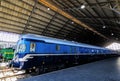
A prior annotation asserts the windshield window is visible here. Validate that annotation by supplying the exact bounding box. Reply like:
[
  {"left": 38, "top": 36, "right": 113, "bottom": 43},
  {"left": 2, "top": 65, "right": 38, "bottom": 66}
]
[{"left": 16, "top": 44, "right": 26, "bottom": 53}]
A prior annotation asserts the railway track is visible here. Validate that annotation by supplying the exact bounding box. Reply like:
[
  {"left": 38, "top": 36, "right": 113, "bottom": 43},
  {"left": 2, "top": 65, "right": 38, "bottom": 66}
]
[
  {"left": 0, "top": 62, "right": 30, "bottom": 81},
  {"left": 0, "top": 68, "right": 30, "bottom": 81}
]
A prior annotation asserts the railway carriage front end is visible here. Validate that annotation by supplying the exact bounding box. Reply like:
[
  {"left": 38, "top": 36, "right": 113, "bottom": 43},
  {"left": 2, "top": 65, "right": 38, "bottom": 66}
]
[
  {"left": 11, "top": 37, "right": 57, "bottom": 69},
  {"left": 11, "top": 38, "right": 41, "bottom": 69},
  {"left": 10, "top": 34, "right": 117, "bottom": 70}
]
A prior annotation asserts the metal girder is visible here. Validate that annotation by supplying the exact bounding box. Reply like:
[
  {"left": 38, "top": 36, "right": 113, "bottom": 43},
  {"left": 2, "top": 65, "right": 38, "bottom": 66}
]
[
  {"left": 1, "top": 1, "right": 79, "bottom": 34},
  {"left": 65, "top": 24, "right": 79, "bottom": 38},
  {"left": 42, "top": 12, "right": 57, "bottom": 35},
  {"left": 107, "top": 0, "right": 119, "bottom": 28},
  {"left": 115, "top": 0, "right": 120, "bottom": 11},
  {"left": 1, "top": 0, "right": 66, "bottom": 25},
  {"left": 95, "top": 0, "right": 110, "bottom": 27},
  {"left": 38, "top": 0, "right": 109, "bottom": 39},
  {"left": 85, "top": 0, "right": 106, "bottom": 26},
  {"left": 0, "top": 0, "right": 1, "bottom": 5},
  {"left": 65, "top": 0, "right": 99, "bottom": 26},
  {"left": 54, "top": 19, "right": 70, "bottom": 37},
  {"left": 22, "top": 0, "right": 38, "bottom": 34},
  {"left": 0, "top": 12, "right": 72, "bottom": 34}
]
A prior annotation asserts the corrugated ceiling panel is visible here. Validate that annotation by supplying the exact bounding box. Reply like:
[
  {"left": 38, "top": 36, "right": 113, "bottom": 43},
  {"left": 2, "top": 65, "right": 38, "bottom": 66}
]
[
  {"left": 28, "top": 22, "right": 45, "bottom": 29},
  {"left": 36, "top": 3, "right": 55, "bottom": 15},
  {"left": 0, "top": 18, "right": 25, "bottom": 27},
  {"left": 0, "top": 22, "right": 23, "bottom": 30},
  {"left": 1, "top": 7, "right": 29, "bottom": 20},
  {"left": 2, "top": 1, "right": 31, "bottom": 16},
  {"left": 0, "top": 13, "right": 27, "bottom": 24},
  {"left": 0, "top": 28, "right": 21, "bottom": 34},
  {"left": 32, "top": 14, "right": 50, "bottom": 23},
  {"left": 30, "top": 18, "right": 48, "bottom": 26},
  {"left": 50, "top": 21, "right": 63, "bottom": 27}
]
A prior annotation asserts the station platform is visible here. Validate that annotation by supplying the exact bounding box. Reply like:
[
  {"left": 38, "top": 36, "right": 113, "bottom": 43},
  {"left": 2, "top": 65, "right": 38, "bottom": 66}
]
[{"left": 20, "top": 57, "right": 120, "bottom": 81}]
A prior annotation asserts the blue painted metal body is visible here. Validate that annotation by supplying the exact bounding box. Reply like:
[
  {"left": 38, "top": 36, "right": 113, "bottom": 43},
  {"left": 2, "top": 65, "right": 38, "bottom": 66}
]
[{"left": 11, "top": 34, "right": 116, "bottom": 69}]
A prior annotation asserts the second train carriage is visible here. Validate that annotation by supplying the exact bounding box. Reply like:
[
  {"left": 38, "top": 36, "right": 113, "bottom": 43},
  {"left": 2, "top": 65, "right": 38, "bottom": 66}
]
[
  {"left": 10, "top": 34, "right": 117, "bottom": 70},
  {"left": 0, "top": 48, "right": 14, "bottom": 61}
]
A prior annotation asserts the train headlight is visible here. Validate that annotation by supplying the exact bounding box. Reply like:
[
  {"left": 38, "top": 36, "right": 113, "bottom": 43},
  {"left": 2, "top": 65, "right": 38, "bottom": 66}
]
[{"left": 19, "top": 44, "right": 26, "bottom": 52}]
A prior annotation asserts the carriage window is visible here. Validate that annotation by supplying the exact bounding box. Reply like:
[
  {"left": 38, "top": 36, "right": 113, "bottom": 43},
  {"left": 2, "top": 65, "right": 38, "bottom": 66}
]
[
  {"left": 18, "top": 44, "right": 26, "bottom": 52},
  {"left": 71, "top": 47, "right": 77, "bottom": 52},
  {"left": 74, "top": 47, "right": 77, "bottom": 52},
  {"left": 56, "top": 45, "right": 60, "bottom": 51},
  {"left": 70, "top": 47, "right": 72, "bottom": 52},
  {"left": 30, "top": 42, "right": 36, "bottom": 52}
]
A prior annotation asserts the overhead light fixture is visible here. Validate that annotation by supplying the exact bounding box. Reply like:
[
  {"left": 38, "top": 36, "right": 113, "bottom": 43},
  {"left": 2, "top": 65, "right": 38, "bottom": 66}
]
[
  {"left": 47, "top": 8, "right": 50, "bottom": 10},
  {"left": 103, "top": 26, "right": 106, "bottom": 28},
  {"left": 116, "top": 38, "right": 118, "bottom": 40},
  {"left": 71, "top": 22, "right": 74, "bottom": 24},
  {"left": 81, "top": 4, "right": 85, "bottom": 9},
  {"left": 111, "top": 33, "right": 114, "bottom": 36},
  {"left": 29, "top": 26, "right": 32, "bottom": 28}
]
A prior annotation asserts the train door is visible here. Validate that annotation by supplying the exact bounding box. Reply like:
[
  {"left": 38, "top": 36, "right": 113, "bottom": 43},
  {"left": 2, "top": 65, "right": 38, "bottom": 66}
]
[{"left": 71, "top": 46, "right": 77, "bottom": 53}]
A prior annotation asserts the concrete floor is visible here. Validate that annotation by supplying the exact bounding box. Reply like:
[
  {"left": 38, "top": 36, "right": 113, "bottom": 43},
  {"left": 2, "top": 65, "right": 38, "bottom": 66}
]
[{"left": 19, "top": 57, "right": 120, "bottom": 81}]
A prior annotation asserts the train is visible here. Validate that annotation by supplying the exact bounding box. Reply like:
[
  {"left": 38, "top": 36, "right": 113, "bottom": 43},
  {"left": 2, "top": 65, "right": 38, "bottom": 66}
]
[
  {"left": 10, "top": 34, "right": 117, "bottom": 73},
  {"left": 0, "top": 48, "right": 14, "bottom": 61}
]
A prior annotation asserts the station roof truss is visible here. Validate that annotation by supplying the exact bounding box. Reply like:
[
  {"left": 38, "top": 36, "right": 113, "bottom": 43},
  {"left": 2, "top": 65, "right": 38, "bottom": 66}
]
[{"left": 0, "top": 0, "right": 120, "bottom": 46}]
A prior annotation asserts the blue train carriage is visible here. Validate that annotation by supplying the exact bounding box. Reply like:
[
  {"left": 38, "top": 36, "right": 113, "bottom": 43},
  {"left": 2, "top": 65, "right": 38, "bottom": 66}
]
[{"left": 10, "top": 34, "right": 117, "bottom": 72}]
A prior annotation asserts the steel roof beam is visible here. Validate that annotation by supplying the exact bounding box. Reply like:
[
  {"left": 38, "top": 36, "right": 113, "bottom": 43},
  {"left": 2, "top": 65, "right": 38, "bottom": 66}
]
[
  {"left": 78, "top": 17, "right": 120, "bottom": 26},
  {"left": 82, "top": 21, "right": 120, "bottom": 28},
  {"left": 107, "top": 0, "right": 119, "bottom": 28},
  {"left": 54, "top": 0, "right": 84, "bottom": 17},
  {"left": 22, "top": 0, "right": 38, "bottom": 34},
  {"left": 7, "top": 0, "right": 67, "bottom": 25},
  {"left": 95, "top": 0, "right": 111, "bottom": 27},
  {"left": 42, "top": 12, "right": 58, "bottom": 35},
  {"left": 65, "top": 24, "right": 80, "bottom": 38},
  {"left": 75, "top": 0, "right": 104, "bottom": 24},
  {"left": 38, "top": 0, "right": 109, "bottom": 39},
  {"left": 66, "top": 0, "right": 98, "bottom": 24},
  {"left": 0, "top": 12, "right": 81, "bottom": 34},
  {"left": 86, "top": 1, "right": 115, "bottom": 7},
  {"left": 85, "top": 0, "right": 106, "bottom": 26},
  {"left": 62, "top": 0, "right": 86, "bottom": 17},
  {"left": 1, "top": 1, "right": 75, "bottom": 30},
  {"left": 54, "top": 20, "right": 70, "bottom": 37}
]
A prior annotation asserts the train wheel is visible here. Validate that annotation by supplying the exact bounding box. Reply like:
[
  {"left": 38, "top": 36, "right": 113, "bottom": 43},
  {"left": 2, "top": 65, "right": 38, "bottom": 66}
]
[
  {"left": 34, "top": 66, "right": 46, "bottom": 74},
  {"left": 41, "top": 65, "right": 46, "bottom": 73},
  {"left": 35, "top": 67, "right": 40, "bottom": 75},
  {"left": 57, "top": 64, "right": 65, "bottom": 70},
  {"left": 25, "top": 69, "right": 30, "bottom": 74}
]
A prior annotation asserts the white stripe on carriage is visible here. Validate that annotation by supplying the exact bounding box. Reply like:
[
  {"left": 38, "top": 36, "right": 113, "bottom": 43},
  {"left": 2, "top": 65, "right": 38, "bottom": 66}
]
[{"left": 18, "top": 53, "right": 111, "bottom": 62}]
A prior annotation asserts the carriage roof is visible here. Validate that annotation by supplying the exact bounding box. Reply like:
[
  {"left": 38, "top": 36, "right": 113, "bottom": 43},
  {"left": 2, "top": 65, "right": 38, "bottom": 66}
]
[{"left": 20, "top": 34, "right": 108, "bottom": 50}]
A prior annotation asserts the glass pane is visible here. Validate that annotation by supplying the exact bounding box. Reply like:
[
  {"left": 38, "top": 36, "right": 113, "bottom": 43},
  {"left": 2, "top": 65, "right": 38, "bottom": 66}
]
[{"left": 30, "top": 43, "right": 36, "bottom": 52}]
